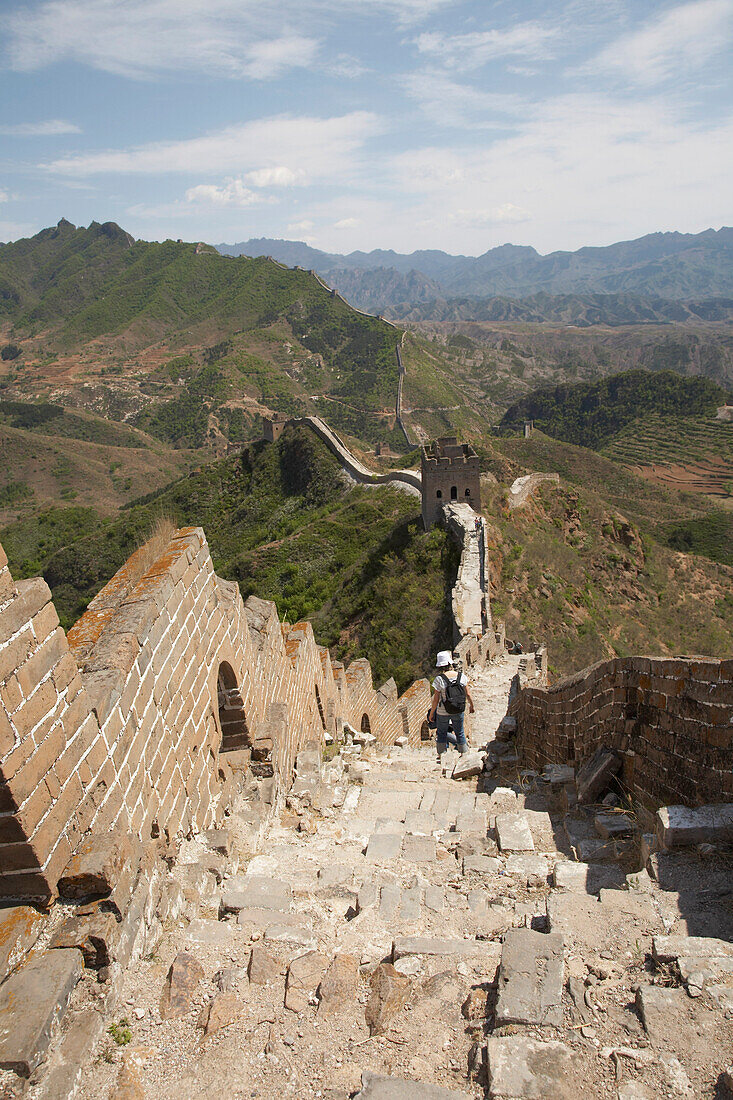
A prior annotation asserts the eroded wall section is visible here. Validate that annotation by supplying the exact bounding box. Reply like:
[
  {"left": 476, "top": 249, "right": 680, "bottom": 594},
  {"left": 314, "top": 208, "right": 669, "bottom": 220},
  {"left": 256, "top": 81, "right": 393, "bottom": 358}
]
[
  {"left": 512, "top": 655, "right": 733, "bottom": 808},
  {"left": 0, "top": 528, "right": 431, "bottom": 901}
]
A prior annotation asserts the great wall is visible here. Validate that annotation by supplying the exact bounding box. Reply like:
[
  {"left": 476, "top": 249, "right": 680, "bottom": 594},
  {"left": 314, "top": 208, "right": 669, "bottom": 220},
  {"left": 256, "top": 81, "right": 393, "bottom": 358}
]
[{"left": 0, "top": 423, "right": 731, "bottom": 1100}]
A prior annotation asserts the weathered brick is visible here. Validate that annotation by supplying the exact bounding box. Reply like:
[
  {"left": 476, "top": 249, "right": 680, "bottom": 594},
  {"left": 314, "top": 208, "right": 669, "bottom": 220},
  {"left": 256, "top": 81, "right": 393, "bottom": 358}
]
[
  {"left": 31, "top": 603, "right": 59, "bottom": 646},
  {"left": 16, "top": 631, "right": 67, "bottom": 697},
  {"left": 51, "top": 652, "right": 79, "bottom": 694},
  {"left": 55, "top": 714, "right": 98, "bottom": 787},
  {"left": 0, "top": 675, "right": 22, "bottom": 714},
  {"left": 0, "top": 628, "right": 34, "bottom": 685},
  {"left": 0, "top": 579, "right": 50, "bottom": 645},
  {"left": 11, "top": 679, "right": 58, "bottom": 740}
]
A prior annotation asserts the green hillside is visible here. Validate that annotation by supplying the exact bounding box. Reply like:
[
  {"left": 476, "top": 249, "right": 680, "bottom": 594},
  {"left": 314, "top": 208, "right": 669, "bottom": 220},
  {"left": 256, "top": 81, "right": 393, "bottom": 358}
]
[
  {"left": 0, "top": 425, "right": 453, "bottom": 692},
  {"left": 0, "top": 220, "right": 405, "bottom": 450},
  {"left": 499, "top": 369, "right": 730, "bottom": 449}
]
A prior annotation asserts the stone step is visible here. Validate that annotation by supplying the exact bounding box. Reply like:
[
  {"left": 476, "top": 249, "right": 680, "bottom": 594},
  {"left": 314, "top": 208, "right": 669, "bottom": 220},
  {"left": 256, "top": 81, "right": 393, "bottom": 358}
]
[
  {"left": 0, "top": 949, "right": 83, "bottom": 1076},
  {"left": 495, "top": 813, "right": 535, "bottom": 853},
  {"left": 220, "top": 874, "right": 292, "bottom": 914},
  {"left": 552, "top": 860, "right": 626, "bottom": 893},
  {"left": 495, "top": 928, "right": 564, "bottom": 1028},
  {"left": 393, "top": 936, "right": 479, "bottom": 960},
  {"left": 487, "top": 1036, "right": 573, "bottom": 1100}
]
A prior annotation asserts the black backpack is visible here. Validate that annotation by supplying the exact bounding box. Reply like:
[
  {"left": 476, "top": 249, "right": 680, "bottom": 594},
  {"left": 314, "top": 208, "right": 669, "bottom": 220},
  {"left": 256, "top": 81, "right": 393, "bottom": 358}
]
[{"left": 442, "top": 673, "right": 466, "bottom": 714}]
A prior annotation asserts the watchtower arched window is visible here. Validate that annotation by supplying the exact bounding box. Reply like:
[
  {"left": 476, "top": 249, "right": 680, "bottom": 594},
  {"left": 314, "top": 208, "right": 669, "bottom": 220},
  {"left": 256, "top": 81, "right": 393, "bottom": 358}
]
[
  {"left": 450, "top": 485, "right": 458, "bottom": 501},
  {"left": 436, "top": 489, "right": 442, "bottom": 499},
  {"left": 465, "top": 488, "right": 471, "bottom": 497},
  {"left": 361, "top": 713, "right": 371, "bottom": 734}
]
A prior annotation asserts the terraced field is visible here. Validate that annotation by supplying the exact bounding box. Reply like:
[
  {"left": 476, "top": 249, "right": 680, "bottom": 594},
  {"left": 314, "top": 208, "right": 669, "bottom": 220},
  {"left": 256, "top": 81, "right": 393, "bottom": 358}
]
[{"left": 602, "top": 413, "right": 733, "bottom": 497}]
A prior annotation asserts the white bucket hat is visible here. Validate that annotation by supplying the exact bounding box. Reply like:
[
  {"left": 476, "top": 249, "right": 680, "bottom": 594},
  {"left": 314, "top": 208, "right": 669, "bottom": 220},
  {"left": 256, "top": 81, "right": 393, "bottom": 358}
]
[{"left": 436, "top": 650, "right": 453, "bottom": 668}]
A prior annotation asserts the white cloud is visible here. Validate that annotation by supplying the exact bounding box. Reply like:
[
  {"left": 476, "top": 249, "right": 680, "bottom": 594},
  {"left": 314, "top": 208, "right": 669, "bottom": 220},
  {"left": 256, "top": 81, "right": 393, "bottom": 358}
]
[
  {"left": 388, "top": 91, "right": 733, "bottom": 251},
  {"left": 42, "top": 112, "right": 382, "bottom": 178},
  {"left": 402, "top": 71, "right": 525, "bottom": 128},
  {"left": 185, "top": 179, "right": 271, "bottom": 207},
  {"left": 334, "top": 217, "right": 359, "bottom": 228},
  {"left": 288, "top": 219, "right": 315, "bottom": 231},
  {"left": 584, "top": 0, "right": 733, "bottom": 85},
  {"left": 245, "top": 166, "right": 307, "bottom": 187},
  {"left": 3, "top": 1, "right": 318, "bottom": 80},
  {"left": 0, "top": 118, "right": 81, "bottom": 136},
  {"left": 414, "top": 21, "right": 558, "bottom": 69},
  {"left": 0, "top": 190, "right": 8, "bottom": 203},
  {"left": 2, "top": 0, "right": 447, "bottom": 79}
]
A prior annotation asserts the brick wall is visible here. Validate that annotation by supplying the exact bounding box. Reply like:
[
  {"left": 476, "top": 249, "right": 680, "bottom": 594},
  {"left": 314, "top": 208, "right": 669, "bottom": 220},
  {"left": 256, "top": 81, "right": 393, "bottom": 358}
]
[
  {"left": 512, "top": 655, "right": 733, "bottom": 808},
  {"left": 0, "top": 546, "right": 105, "bottom": 901},
  {"left": 0, "top": 528, "right": 434, "bottom": 901}
]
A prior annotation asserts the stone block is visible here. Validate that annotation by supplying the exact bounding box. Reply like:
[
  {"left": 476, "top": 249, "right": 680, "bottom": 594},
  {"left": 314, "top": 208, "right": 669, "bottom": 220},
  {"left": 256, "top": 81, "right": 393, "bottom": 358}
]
[
  {"left": 220, "top": 874, "right": 292, "bottom": 913},
  {"left": 636, "top": 985, "right": 688, "bottom": 1042},
  {"left": 366, "top": 834, "right": 403, "bottom": 861},
  {"left": 552, "top": 861, "right": 625, "bottom": 894},
  {"left": 184, "top": 918, "right": 238, "bottom": 948},
  {"left": 495, "top": 929, "right": 564, "bottom": 1028},
  {"left": 0, "top": 906, "right": 46, "bottom": 983},
  {"left": 463, "top": 855, "right": 502, "bottom": 875},
  {"left": 487, "top": 1036, "right": 573, "bottom": 1099},
  {"left": 402, "top": 834, "right": 437, "bottom": 862},
  {"left": 354, "top": 1071, "right": 470, "bottom": 1099},
  {"left": 160, "top": 951, "right": 205, "bottom": 1020},
  {"left": 202, "top": 828, "right": 231, "bottom": 856},
  {"left": 247, "top": 944, "right": 281, "bottom": 985},
  {"left": 656, "top": 803, "right": 733, "bottom": 849},
  {"left": 495, "top": 814, "right": 535, "bottom": 853},
  {"left": 264, "top": 922, "right": 316, "bottom": 949},
  {"left": 393, "top": 936, "right": 478, "bottom": 960},
  {"left": 652, "top": 935, "right": 733, "bottom": 964},
  {"left": 50, "top": 910, "right": 120, "bottom": 968},
  {"left": 58, "top": 833, "right": 138, "bottom": 901},
  {"left": 594, "top": 812, "right": 634, "bottom": 839},
  {"left": 285, "top": 950, "right": 329, "bottom": 1013},
  {"left": 365, "top": 962, "right": 411, "bottom": 1035},
  {"left": 0, "top": 949, "right": 83, "bottom": 1076},
  {"left": 404, "top": 810, "right": 435, "bottom": 834},
  {"left": 455, "top": 811, "right": 487, "bottom": 835},
  {"left": 504, "top": 854, "right": 550, "bottom": 884},
  {"left": 452, "top": 752, "right": 485, "bottom": 781},
  {"left": 576, "top": 747, "right": 622, "bottom": 804},
  {"left": 317, "top": 953, "right": 359, "bottom": 1016}
]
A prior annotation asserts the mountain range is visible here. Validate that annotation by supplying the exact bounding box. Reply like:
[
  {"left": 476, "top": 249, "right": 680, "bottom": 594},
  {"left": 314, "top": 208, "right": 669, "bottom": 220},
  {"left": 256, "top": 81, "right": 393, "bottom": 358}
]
[{"left": 218, "top": 227, "right": 733, "bottom": 318}]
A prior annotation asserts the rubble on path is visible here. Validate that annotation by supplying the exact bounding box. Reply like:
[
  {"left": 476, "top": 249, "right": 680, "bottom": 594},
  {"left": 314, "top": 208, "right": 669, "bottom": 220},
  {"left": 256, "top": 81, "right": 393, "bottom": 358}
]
[{"left": 4, "top": 653, "right": 731, "bottom": 1100}]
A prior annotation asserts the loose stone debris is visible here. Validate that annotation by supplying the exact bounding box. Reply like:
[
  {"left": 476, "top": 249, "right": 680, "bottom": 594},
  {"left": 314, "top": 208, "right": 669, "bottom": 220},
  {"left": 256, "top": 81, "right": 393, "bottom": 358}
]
[{"left": 1, "top": 653, "right": 732, "bottom": 1100}]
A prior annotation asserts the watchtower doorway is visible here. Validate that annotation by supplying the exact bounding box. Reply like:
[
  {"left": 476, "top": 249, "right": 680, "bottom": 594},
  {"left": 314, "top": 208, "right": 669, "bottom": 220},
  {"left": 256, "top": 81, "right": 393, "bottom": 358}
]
[{"left": 217, "top": 662, "right": 249, "bottom": 753}]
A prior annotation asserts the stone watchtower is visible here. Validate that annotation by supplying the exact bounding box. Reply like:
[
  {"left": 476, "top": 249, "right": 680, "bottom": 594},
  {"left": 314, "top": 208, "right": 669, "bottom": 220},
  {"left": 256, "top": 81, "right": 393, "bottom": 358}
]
[
  {"left": 421, "top": 436, "right": 481, "bottom": 530},
  {"left": 262, "top": 414, "right": 290, "bottom": 442}
]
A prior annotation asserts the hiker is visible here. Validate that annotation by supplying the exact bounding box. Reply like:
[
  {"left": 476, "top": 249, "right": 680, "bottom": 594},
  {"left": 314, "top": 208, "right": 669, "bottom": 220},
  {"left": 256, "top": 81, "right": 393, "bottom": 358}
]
[{"left": 428, "top": 650, "right": 475, "bottom": 758}]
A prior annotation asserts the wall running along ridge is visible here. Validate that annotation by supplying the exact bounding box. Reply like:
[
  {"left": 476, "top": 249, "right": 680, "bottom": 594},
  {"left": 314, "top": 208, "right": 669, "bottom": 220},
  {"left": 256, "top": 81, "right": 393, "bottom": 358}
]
[
  {"left": 512, "top": 655, "right": 733, "bottom": 809},
  {"left": 0, "top": 528, "right": 433, "bottom": 902}
]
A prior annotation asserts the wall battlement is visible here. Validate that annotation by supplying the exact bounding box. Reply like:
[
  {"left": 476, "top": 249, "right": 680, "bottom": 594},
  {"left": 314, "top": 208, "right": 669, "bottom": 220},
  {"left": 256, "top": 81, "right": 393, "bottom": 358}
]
[{"left": 0, "top": 529, "right": 432, "bottom": 902}]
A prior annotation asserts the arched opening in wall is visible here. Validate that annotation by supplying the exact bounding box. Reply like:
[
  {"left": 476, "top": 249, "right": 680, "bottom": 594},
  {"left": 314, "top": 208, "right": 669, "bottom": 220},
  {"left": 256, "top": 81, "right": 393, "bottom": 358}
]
[
  {"left": 465, "top": 654, "right": 472, "bottom": 667},
  {"left": 450, "top": 485, "right": 457, "bottom": 501},
  {"left": 360, "top": 713, "right": 371, "bottom": 735},
  {"left": 315, "top": 684, "right": 326, "bottom": 730},
  {"left": 420, "top": 721, "right": 431, "bottom": 741},
  {"left": 436, "top": 489, "right": 442, "bottom": 499},
  {"left": 217, "top": 662, "right": 250, "bottom": 753},
  {"left": 465, "top": 488, "right": 471, "bottom": 497}
]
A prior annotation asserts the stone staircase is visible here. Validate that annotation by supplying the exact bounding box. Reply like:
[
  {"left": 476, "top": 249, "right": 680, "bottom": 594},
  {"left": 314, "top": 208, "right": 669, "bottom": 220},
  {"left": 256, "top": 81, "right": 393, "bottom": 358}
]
[{"left": 1, "top": 657, "right": 732, "bottom": 1099}]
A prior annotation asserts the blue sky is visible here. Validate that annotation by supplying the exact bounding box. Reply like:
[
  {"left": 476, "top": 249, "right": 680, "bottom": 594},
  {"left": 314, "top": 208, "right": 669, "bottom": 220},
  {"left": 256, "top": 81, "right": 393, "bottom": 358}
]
[{"left": 0, "top": 0, "right": 731, "bottom": 255}]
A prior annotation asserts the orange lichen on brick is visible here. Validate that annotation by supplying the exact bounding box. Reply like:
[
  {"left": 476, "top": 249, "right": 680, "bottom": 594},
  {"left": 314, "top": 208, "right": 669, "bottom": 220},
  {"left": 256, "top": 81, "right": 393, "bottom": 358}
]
[{"left": 67, "top": 608, "right": 116, "bottom": 659}]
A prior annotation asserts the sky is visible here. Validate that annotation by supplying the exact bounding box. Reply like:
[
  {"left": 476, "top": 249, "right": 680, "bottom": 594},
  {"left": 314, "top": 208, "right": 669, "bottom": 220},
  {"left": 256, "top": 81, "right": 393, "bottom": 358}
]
[{"left": 0, "top": 0, "right": 731, "bottom": 256}]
